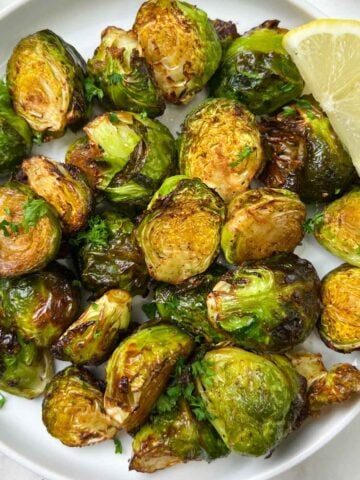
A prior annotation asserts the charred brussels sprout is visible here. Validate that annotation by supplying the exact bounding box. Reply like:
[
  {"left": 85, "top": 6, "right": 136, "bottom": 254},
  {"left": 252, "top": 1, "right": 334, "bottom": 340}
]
[
  {"left": 88, "top": 27, "right": 165, "bottom": 117},
  {"left": 52, "top": 289, "right": 131, "bottom": 365},
  {"left": 196, "top": 347, "right": 306, "bottom": 456},
  {"left": 314, "top": 189, "right": 360, "bottom": 266},
  {"left": 130, "top": 399, "right": 228, "bottom": 473},
  {"left": 0, "top": 81, "right": 32, "bottom": 176},
  {"left": 42, "top": 366, "right": 118, "bottom": 447},
  {"left": 0, "top": 182, "right": 61, "bottom": 277},
  {"left": 20, "top": 156, "right": 93, "bottom": 234},
  {"left": 155, "top": 267, "right": 229, "bottom": 343},
  {"left": 7, "top": 30, "right": 88, "bottom": 141},
  {"left": 136, "top": 176, "right": 225, "bottom": 284},
  {"left": 66, "top": 111, "right": 175, "bottom": 208},
  {"left": 210, "top": 20, "right": 304, "bottom": 115},
  {"left": 319, "top": 264, "right": 360, "bottom": 352},
  {"left": 212, "top": 19, "right": 239, "bottom": 51},
  {"left": 288, "top": 352, "right": 360, "bottom": 416},
  {"left": 133, "top": 0, "right": 221, "bottom": 104},
  {"left": 74, "top": 212, "right": 149, "bottom": 295},
  {"left": 104, "top": 324, "right": 194, "bottom": 430},
  {"left": 207, "top": 253, "right": 321, "bottom": 352},
  {"left": 178, "top": 98, "right": 264, "bottom": 202},
  {"left": 260, "top": 96, "right": 356, "bottom": 203},
  {"left": 0, "top": 267, "right": 79, "bottom": 347},
  {"left": 0, "top": 326, "right": 53, "bottom": 399},
  {"left": 221, "top": 188, "right": 306, "bottom": 264}
]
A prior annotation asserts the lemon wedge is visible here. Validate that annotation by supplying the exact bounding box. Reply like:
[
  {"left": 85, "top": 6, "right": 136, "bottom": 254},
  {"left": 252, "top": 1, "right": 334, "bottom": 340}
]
[{"left": 283, "top": 19, "right": 360, "bottom": 175}]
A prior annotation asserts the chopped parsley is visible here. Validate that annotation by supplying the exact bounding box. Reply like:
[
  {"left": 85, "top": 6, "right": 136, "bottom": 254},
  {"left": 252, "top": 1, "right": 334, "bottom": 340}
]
[
  {"left": 230, "top": 145, "right": 255, "bottom": 169},
  {"left": 282, "top": 105, "right": 297, "bottom": 117},
  {"left": 70, "top": 216, "right": 110, "bottom": 248},
  {"left": 84, "top": 77, "right": 104, "bottom": 102},
  {"left": 108, "top": 73, "right": 123, "bottom": 85},
  {"left": 280, "top": 83, "right": 294, "bottom": 93},
  {"left": 33, "top": 132, "right": 43, "bottom": 145},
  {"left": 304, "top": 212, "right": 324, "bottom": 234},
  {"left": 295, "top": 98, "right": 313, "bottom": 109},
  {"left": 306, "top": 111, "right": 316, "bottom": 120},
  {"left": 139, "top": 111, "right": 148, "bottom": 120},
  {"left": 22, "top": 199, "right": 51, "bottom": 233},
  {"left": 94, "top": 330, "right": 102, "bottom": 339},
  {"left": 334, "top": 188, "right": 341, "bottom": 195},
  {"left": 91, "top": 302, "right": 100, "bottom": 311},
  {"left": 114, "top": 438, "right": 123, "bottom": 454},
  {"left": 0, "top": 393, "right": 5, "bottom": 409},
  {"left": 108, "top": 112, "right": 120, "bottom": 124}
]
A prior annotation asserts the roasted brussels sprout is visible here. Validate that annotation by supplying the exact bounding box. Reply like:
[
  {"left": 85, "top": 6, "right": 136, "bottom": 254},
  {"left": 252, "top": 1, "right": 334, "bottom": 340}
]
[
  {"left": 221, "top": 188, "right": 306, "bottom": 264},
  {"left": 104, "top": 324, "right": 194, "bottom": 430},
  {"left": 136, "top": 176, "right": 225, "bottom": 284},
  {"left": 133, "top": 0, "right": 221, "bottom": 104},
  {"left": 212, "top": 19, "right": 239, "bottom": 51},
  {"left": 130, "top": 399, "right": 228, "bottom": 473},
  {"left": 0, "top": 81, "right": 32, "bottom": 176},
  {"left": 7, "top": 30, "right": 88, "bottom": 141},
  {"left": 74, "top": 212, "right": 149, "bottom": 295},
  {"left": 155, "top": 267, "right": 229, "bottom": 343},
  {"left": 0, "top": 326, "right": 53, "bottom": 399},
  {"left": 210, "top": 20, "right": 304, "bottom": 115},
  {"left": 88, "top": 27, "right": 165, "bottom": 117},
  {"left": 0, "top": 182, "right": 61, "bottom": 277},
  {"left": 207, "top": 253, "right": 321, "bottom": 352},
  {"left": 0, "top": 267, "right": 79, "bottom": 348},
  {"left": 20, "top": 156, "right": 93, "bottom": 234},
  {"left": 52, "top": 289, "right": 131, "bottom": 365},
  {"left": 260, "top": 96, "right": 356, "bottom": 203},
  {"left": 318, "top": 264, "right": 360, "bottom": 352},
  {"left": 288, "top": 352, "right": 360, "bottom": 416},
  {"left": 314, "top": 189, "right": 360, "bottom": 266},
  {"left": 42, "top": 366, "right": 118, "bottom": 447},
  {"left": 196, "top": 347, "right": 306, "bottom": 456},
  {"left": 66, "top": 111, "right": 175, "bottom": 208},
  {"left": 178, "top": 98, "right": 264, "bottom": 202}
]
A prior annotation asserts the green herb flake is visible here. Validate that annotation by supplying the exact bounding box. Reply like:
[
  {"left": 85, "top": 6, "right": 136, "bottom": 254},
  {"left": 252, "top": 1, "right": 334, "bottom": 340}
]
[
  {"left": 114, "top": 437, "right": 123, "bottom": 454},
  {"left": 296, "top": 98, "right": 312, "bottom": 109},
  {"left": 94, "top": 330, "right": 102, "bottom": 339},
  {"left": 33, "top": 132, "right": 43, "bottom": 145},
  {"left": 22, "top": 199, "right": 51, "bottom": 233},
  {"left": 334, "top": 188, "right": 341, "bottom": 195},
  {"left": 306, "top": 111, "right": 316, "bottom": 120},
  {"left": 139, "top": 111, "right": 148, "bottom": 120},
  {"left": 0, "top": 393, "right": 6, "bottom": 409},
  {"left": 108, "top": 73, "right": 123, "bottom": 85},
  {"left": 0, "top": 220, "right": 10, "bottom": 237},
  {"left": 109, "top": 112, "right": 120, "bottom": 124},
  {"left": 230, "top": 145, "right": 255, "bottom": 169},
  {"left": 70, "top": 216, "right": 110, "bottom": 248},
  {"left": 282, "top": 106, "right": 297, "bottom": 117},
  {"left": 84, "top": 77, "right": 104, "bottom": 102},
  {"left": 91, "top": 302, "right": 100, "bottom": 311},
  {"left": 304, "top": 212, "right": 324, "bottom": 234},
  {"left": 280, "top": 83, "right": 293, "bottom": 93}
]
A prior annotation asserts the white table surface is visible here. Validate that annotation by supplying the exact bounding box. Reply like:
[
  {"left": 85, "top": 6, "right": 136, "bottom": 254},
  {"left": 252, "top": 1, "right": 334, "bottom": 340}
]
[{"left": 0, "top": 0, "right": 360, "bottom": 479}]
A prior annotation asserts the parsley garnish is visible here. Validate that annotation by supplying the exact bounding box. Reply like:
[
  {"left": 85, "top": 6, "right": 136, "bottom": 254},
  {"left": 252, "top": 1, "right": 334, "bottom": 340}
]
[
  {"left": 84, "top": 77, "right": 104, "bottom": 102},
  {"left": 70, "top": 216, "right": 110, "bottom": 248},
  {"left": 114, "top": 438, "right": 123, "bottom": 454},
  {"left": 306, "top": 111, "right": 316, "bottom": 120},
  {"left": 22, "top": 199, "right": 51, "bottom": 232},
  {"left": 0, "top": 393, "right": 5, "bottom": 409},
  {"left": 304, "top": 212, "right": 324, "bottom": 234},
  {"left": 282, "top": 106, "right": 297, "bottom": 117},
  {"left": 108, "top": 112, "right": 120, "bottom": 124},
  {"left": 108, "top": 73, "right": 123, "bottom": 85},
  {"left": 296, "top": 98, "right": 312, "bottom": 109},
  {"left": 94, "top": 330, "right": 102, "bottom": 339},
  {"left": 139, "top": 111, "right": 148, "bottom": 120},
  {"left": 33, "top": 132, "right": 43, "bottom": 145},
  {"left": 334, "top": 188, "right": 341, "bottom": 195},
  {"left": 91, "top": 302, "right": 99, "bottom": 311},
  {"left": 230, "top": 145, "right": 255, "bottom": 168}
]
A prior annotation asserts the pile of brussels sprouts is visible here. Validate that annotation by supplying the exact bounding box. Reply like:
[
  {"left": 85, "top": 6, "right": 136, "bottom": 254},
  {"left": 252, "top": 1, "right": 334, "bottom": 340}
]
[{"left": 1, "top": 0, "right": 360, "bottom": 474}]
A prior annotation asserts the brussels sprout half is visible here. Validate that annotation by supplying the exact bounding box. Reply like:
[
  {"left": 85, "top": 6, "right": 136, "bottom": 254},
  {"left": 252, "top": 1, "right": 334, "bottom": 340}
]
[
  {"left": 136, "top": 176, "right": 225, "bottom": 284},
  {"left": 7, "top": 30, "right": 88, "bottom": 141},
  {"left": 207, "top": 253, "right": 321, "bottom": 352},
  {"left": 0, "top": 326, "right": 54, "bottom": 399},
  {"left": 314, "top": 189, "right": 360, "bottom": 267},
  {"left": 42, "top": 366, "right": 118, "bottom": 447},
  {"left": 221, "top": 188, "right": 306, "bottom": 264},
  {"left": 74, "top": 212, "right": 149, "bottom": 295},
  {"left": 0, "top": 266, "right": 80, "bottom": 348},
  {"left": 155, "top": 267, "right": 230, "bottom": 344},
  {"left": 0, "top": 81, "right": 32, "bottom": 176},
  {"left": 52, "top": 289, "right": 132, "bottom": 365},
  {"left": 20, "top": 156, "right": 93, "bottom": 234},
  {"left": 260, "top": 96, "right": 356, "bottom": 203},
  {"left": 196, "top": 347, "right": 306, "bottom": 456},
  {"left": 0, "top": 182, "right": 61, "bottom": 277},
  {"left": 104, "top": 324, "right": 194, "bottom": 431},
  {"left": 134, "top": 0, "right": 222, "bottom": 104},
  {"left": 210, "top": 20, "right": 304, "bottom": 115},
  {"left": 66, "top": 111, "right": 175, "bottom": 208},
  {"left": 130, "top": 399, "right": 229, "bottom": 473},
  {"left": 212, "top": 19, "right": 239, "bottom": 51},
  {"left": 288, "top": 351, "right": 360, "bottom": 416},
  {"left": 178, "top": 98, "right": 264, "bottom": 203},
  {"left": 318, "top": 264, "right": 360, "bottom": 352},
  {"left": 88, "top": 27, "right": 165, "bottom": 117}
]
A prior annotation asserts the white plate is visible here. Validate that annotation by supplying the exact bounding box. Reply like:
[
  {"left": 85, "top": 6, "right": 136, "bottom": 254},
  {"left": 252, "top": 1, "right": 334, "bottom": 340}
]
[{"left": 0, "top": 1, "right": 359, "bottom": 479}]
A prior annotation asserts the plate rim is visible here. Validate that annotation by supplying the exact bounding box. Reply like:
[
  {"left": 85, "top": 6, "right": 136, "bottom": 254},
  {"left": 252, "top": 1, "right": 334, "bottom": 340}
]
[{"left": 1, "top": 1, "right": 359, "bottom": 480}]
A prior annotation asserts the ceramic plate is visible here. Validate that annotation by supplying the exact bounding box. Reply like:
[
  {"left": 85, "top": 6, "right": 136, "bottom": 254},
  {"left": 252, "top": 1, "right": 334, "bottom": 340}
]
[{"left": 0, "top": 1, "right": 359, "bottom": 479}]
